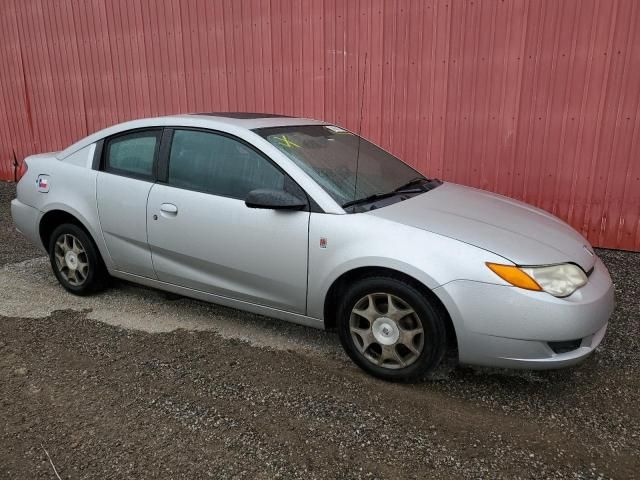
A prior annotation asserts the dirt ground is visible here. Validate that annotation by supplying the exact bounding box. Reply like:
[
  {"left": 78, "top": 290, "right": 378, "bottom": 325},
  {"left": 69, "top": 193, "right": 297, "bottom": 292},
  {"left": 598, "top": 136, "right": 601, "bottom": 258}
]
[{"left": 1, "top": 181, "right": 638, "bottom": 479}]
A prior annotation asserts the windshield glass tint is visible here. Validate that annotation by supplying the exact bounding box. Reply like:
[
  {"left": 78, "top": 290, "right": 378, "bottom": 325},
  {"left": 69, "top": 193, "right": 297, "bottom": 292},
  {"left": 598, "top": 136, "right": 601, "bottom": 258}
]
[{"left": 255, "top": 125, "right": 424, "bottom": 207}]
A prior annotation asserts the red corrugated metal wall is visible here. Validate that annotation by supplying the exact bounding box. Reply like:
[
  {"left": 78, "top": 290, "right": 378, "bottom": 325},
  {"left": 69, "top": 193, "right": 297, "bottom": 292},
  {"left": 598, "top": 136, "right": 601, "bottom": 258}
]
[{"left": 1, "top": 0, "right": 639, "bottom": 250}]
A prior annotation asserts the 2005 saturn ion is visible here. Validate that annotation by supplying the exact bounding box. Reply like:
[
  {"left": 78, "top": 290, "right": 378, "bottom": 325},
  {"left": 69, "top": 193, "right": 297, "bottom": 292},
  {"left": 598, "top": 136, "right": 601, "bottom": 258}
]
[{"left": 12, "top": 113, "right": 614, "bottom": 380}]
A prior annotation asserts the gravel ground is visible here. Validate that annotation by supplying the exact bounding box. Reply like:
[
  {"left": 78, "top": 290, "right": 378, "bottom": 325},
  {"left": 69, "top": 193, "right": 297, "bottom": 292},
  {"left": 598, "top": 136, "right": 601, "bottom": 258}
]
[{"left": 1, "top": 180, "right": 639, "bottom": 479}]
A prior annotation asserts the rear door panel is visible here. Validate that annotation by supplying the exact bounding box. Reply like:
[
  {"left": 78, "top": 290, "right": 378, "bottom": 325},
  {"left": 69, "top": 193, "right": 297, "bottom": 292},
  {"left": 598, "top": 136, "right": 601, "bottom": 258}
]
[
  {"left": 95, "top": 128, "right": 161, "bottom": 278},
  {"left": 96, "top": 172, "right": 156, "bottom": 278}
]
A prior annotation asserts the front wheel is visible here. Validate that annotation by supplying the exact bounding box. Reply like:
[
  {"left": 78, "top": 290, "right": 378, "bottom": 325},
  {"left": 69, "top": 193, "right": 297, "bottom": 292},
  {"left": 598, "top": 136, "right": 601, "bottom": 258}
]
[
  {"left": 48, "top": 223, "right": 108, "bottom": 296},
  {"left": 337, "top": 276, "right": 447, "bottom": 381}
]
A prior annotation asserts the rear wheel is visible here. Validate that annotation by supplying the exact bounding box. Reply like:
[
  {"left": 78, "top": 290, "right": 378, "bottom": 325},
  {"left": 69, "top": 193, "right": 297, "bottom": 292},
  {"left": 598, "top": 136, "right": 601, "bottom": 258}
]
[
  {"left": 48, "top": 223, "right": 108, "bottom": 295},
  {"left": 337, "top": 276, "right": 447, "bottom": 381}
]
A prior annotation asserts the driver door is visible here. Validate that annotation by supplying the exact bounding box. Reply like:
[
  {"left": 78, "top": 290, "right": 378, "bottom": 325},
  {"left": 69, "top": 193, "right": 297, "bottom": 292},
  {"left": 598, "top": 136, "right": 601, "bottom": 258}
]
[{"left": 146, "top": 128, "right": 310, "bottom": 314}]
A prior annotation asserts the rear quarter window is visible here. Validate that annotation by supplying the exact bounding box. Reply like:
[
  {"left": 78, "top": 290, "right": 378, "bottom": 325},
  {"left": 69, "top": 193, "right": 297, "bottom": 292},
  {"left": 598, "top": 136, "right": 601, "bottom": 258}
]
[{"left": 61, "top": 144, "right": 95, "bottom": 168}]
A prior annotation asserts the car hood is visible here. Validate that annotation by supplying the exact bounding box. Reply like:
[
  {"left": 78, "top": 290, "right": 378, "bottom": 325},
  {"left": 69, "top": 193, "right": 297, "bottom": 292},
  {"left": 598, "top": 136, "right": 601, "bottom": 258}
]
[{"left": 367, "top": 182, "right": 596, "bottom": 271}]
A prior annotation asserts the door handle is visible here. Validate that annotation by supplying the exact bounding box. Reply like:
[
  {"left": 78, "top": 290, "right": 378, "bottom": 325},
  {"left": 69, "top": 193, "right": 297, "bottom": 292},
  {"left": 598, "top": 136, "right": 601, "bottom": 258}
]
[{"left": 160, "top": 203, "right": 178, "bottom": 215}]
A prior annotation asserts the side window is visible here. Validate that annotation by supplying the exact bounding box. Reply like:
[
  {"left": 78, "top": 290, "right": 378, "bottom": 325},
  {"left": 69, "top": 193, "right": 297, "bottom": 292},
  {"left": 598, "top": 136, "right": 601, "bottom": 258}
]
[
  {"left": 168, "top": 129, "right": 286, "bottom": 199},
  {"left": 104, "top": 130, "right": 161, "bottom": 179}
]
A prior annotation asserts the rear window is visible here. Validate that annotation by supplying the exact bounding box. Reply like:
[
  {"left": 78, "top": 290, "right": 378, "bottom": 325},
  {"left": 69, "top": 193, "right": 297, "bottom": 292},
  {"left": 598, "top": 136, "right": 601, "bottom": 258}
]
[{"left": 104, "top": 130, "right": 161, "bottom": 179}]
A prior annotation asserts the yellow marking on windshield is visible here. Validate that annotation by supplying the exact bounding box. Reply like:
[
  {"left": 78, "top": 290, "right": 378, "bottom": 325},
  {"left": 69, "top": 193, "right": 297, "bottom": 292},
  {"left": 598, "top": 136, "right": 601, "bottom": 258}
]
[{"left": 274, "top": 135, "right": 301, "bottom": 148}]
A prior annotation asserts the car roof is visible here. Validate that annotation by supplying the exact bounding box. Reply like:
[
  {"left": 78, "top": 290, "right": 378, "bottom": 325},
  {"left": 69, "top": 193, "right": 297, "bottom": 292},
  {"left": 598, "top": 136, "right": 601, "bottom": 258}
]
[
  {"left": 57, "top": 113, "right": 328, "bottom": 160},
  {"left": 166, "top": 112, "right": 326, "bottom": 129},
  {"left": 190, "top": 112, "right": 293, "bottom": 119}
]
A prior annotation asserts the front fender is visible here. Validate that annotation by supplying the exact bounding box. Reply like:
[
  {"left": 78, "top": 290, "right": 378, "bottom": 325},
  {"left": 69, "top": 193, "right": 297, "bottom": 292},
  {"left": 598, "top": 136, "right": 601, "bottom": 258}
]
[{"left": 306, "top": 211, "right": 512, "bottom": 321}]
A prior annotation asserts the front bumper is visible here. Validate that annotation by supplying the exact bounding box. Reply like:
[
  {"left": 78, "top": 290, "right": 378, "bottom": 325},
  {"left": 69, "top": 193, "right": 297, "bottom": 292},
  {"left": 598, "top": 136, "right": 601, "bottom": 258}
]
[{"left": 434, "top": 257, "right": 614, "bottom": 369}]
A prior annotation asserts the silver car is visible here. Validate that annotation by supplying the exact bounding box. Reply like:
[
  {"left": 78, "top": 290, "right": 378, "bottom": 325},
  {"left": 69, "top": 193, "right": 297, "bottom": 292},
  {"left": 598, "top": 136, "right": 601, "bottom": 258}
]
[{"left": 11, "top": 113, "right": 614, "bottom": 380}]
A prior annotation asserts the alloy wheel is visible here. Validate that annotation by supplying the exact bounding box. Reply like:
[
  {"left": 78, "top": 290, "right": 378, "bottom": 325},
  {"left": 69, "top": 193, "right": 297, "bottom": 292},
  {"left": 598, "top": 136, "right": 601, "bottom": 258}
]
[
  {"left": 53, "top": 233, "right": 89, "bottom": 286},
  {"left": 349, "top": 293, "right": 424, "bottom": 369}
]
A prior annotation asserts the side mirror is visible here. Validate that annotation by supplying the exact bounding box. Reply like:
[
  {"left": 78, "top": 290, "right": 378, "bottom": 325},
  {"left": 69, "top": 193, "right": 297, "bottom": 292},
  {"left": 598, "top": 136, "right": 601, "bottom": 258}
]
[{"left": 245, "top": 189, "right": 307, "bottom": 211}]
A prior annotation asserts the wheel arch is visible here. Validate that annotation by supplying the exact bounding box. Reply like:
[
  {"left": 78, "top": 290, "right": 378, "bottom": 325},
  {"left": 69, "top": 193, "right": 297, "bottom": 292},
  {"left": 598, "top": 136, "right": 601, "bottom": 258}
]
[
  {"left": 322, "top": 266, "right": 458, "bottom": 352},
  {"left": 38, "top": 208, "right": 107, "bottom": 268}
]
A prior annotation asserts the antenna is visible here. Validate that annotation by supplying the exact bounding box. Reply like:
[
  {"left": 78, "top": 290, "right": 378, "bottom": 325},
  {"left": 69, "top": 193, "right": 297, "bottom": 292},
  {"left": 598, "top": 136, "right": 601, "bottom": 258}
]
[
  {"left": 12, "top": 149, "right": 18, "bottom": 182},
  {"left": 352, "top": 52, "right": 368, "bottom": 201}
]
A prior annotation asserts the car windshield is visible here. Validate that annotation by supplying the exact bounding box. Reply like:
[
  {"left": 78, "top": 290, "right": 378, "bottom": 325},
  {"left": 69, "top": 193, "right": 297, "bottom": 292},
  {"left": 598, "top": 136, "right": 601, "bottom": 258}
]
[{"left": 255, "top": 125, "right": 437, "bottom": 210}]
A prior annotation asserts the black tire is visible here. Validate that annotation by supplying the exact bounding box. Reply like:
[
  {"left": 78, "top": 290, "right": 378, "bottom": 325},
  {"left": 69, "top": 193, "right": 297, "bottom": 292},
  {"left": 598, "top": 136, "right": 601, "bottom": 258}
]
[
  {"left": 48, "top": 223, "right": 109, "bottom": 296},
  {"left": 337, "top": 275, "right": 447, "bottom": 381}
]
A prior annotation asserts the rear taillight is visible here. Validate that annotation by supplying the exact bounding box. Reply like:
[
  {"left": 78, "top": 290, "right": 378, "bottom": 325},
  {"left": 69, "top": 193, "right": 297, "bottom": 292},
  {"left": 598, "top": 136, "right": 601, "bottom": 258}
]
[{"left": 17, "top": 160, "right": 28, "bottom": 180}]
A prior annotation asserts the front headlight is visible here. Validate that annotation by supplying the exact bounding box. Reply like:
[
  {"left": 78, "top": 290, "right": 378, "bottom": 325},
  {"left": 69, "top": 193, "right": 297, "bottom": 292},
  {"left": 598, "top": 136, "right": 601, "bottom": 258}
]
[
  {"left": 521, "top": 264, "right": 588, "bottom": 297},
  {"left": 486, "top": 262, "right": 588, "bottom": 297}
]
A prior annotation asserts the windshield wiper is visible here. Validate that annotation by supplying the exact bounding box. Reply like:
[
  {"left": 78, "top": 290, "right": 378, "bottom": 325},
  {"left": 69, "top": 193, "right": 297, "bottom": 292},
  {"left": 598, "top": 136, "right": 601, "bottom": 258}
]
[
  {"left": 341, "top": 187, "right": 425, "bottom": 209},
  {"left": 342, "top": 177, "right": 441, "bottom": 209},
  {"left": 341, "top": 192, "right": 397, "bottom": 209},
  {"left": 392, "top": 177, "right": 431, "bottom": 192}
]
